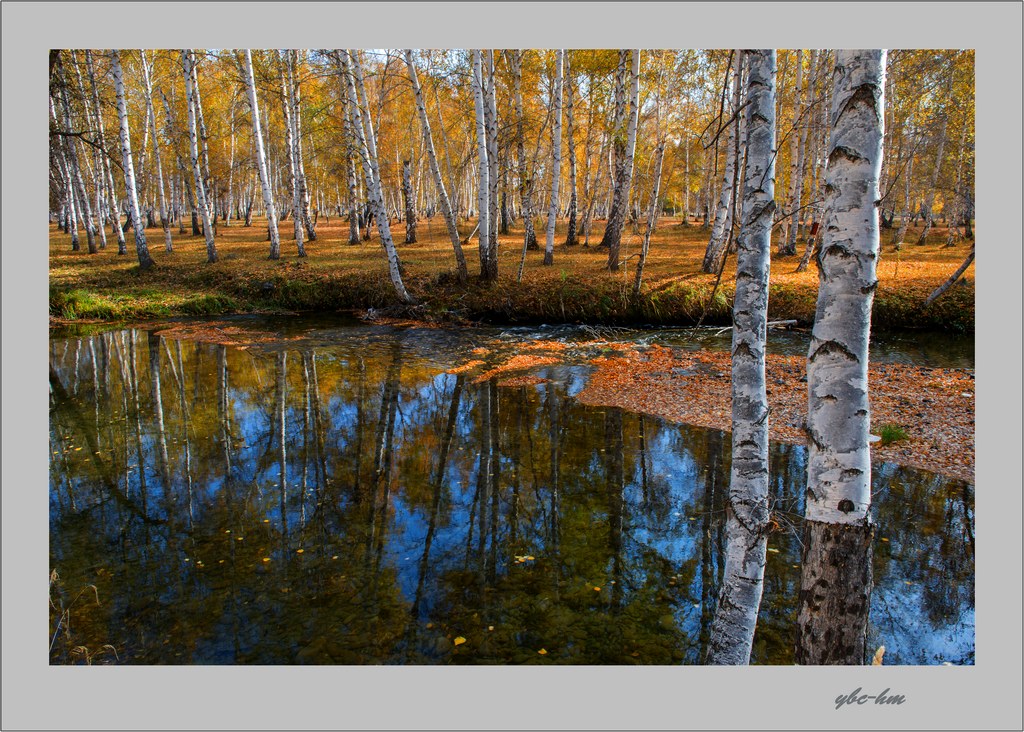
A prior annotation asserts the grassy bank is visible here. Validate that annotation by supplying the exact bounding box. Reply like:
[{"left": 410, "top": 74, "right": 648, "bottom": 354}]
[{"left": 49, "top": 216, "right": 975, "bottom": 332}]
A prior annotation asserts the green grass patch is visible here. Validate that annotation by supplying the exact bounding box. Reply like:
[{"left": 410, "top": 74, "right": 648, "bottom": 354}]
[{"left": 875, "top": 423, "right": 910, "bottom": 446}]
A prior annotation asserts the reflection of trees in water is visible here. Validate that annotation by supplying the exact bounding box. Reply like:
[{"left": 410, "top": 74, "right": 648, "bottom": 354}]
[{"left": 48, "top": 331, "right": 974, "bottom": 664}]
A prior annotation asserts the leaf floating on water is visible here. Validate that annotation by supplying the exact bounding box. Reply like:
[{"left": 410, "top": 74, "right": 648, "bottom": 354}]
[
  {"left": 767, "top": 547, "right": 780, "bottom": 554},
  {"left": 296, "top": 549, "right": 304, "bottom": 554},
  {"left": 526, "top": 556, "right": 535, "bottom": 561},
  {"left": 537, "top": 648, "right": 548, "bottom": 655},
  {"left": 262, "top": 557, "right": 271, "bottom": 563},
  {"left": 453, "top": 636, "right": 466, "bottom": 646},
  {"left": 871, "top": 645, "right": 885, "bottom": 665},
  {"left": 593, "top": 586, "right": 602, "bottom": 592}
]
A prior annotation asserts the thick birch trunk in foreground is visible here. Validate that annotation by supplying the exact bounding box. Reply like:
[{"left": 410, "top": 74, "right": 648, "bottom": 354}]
[
  {"left": 243, "top": 50, "right": 282, "bottom": 260},
  {"left": 141, "top": 52, "right": 173, "bottom": 252},
  {"left": 111, "top": 50, "right": 155, "bottom": 270},
  {"left": 703, "top": 52, "right": 743, "bottom": 273},
  {"left": 796, "top": 50, "right": 886, "bottom": 666},
  {"left": 343, "top": 51, "right": 414, "bottom": 304},
  {"left": 603, "top": 50, "right": 641, "bottom": 270},
  {"left": 472, "top": 51, "right": 492, "bottom": 280},
  {"left": 404, "top": 50, "right": 466, "bottom": 280},
  {"left": 707, "top": 49, "right": 776, "bottom": 665},
  {"left": 543, "top": 50, "right": 564, "bottom": 266},
  {"left": 182, "top": 50, "right": 217, "bottom": 262}
]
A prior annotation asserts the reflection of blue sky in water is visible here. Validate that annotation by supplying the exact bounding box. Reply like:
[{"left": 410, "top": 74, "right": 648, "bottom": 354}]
[{"left": 48, "top": 322, "right": 974, "bottom": 665}]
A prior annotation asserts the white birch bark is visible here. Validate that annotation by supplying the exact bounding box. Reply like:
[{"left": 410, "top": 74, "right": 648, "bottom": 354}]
[
  {"left": 85, "top": 50, "right": 127, "bottom": 252},
  {"left": 703, "top": 52, "right": 743, "bottom": 273},
  {"left": 290, "top": 51, "right": 316, "bottom": 241},
  {"left": 189, "top": 53, "right": 214, "bottom": 225},
  {"left": 404, "top": 50, "right": 467, "bottom": 280},
  {"left": 343, "top": 50, "right": 414, "bottom": 304},
  {"left": 471, "top": 50, "right": 491, "bottom": 280},
  {"left": 564, "top": 51, "right": 579, "bottom": 246},
  {"left": 55, "top": 54, "right": 98, "bottom": 254},
  {"left": 110, "top": 50, "right": 155, "bottom": 270},
  {"left": 279, "top": 51, "right": 305, "bottom": 255},
  {"left": 796, "top": 50, "right": 886, "bottom": 665},
  {"left": 181, "top": 50, "right": 217, "bottom": 262},
  {"left": 603, "top": 50, "right": 641, "bottom": 271},
  {"left": 243, "top": 50, "right": 282, "bottom": 260},
  {"left": 69, "top": 51, "right": 108, "bottom": 251},
  {"left": 141, "top": 52, "right": 172, "bottom": 252},
  {"left": 543, "top": 50, "right": 565, "bottom": 266},
  {"left": 402, "top": 158, "right": 417, "bottom": 243},
  {"left": 707, "top": 49, "right": 776, "bottom": 665},
  {"left": 783, "top": 49, "right": 805, "bottom": 254},
  {"left": 484, "top": 51, "right": 500, "bottom": 278},
  {"left": 632, "top": 141, "right": 666, "bottom": 296},
  {"left": 917, "top": 70, "right": 952, "bottom": 246}
]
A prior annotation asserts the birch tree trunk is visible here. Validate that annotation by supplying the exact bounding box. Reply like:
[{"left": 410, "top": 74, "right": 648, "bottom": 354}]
[
  {"left": 796, "top": 49, "right": 886, "bottom": 666},
  {"left": 916, "top": 70, "right": 951, "bottom": 246},
  {"left": 280, "top": 51, "right": 305, "bottom": 256},
  {"left": 141, "top": 52, "right": 173, "bottom": 252},
  {"left": 402, "top": 158, "right": 417, "bottom": 243},
  {"left": 543, "top": 50, "right": 564, "bottom": 267},
  {"left": 564, "top": 52, "right": 579, "bottom": 247},
  {"left": 110, "top": 50, "right": 156, "bottom": 270},
  {"left": 782, "top": 49, "right": 805, "bottom": 255},
  {"left": 703, "top": 52, "right": 743, "bottom": 273},
  {"left": 189, "top": 53, "right": 215, "bottom": 227},
  {"left": 632, "top": 141, "right": 666, "bottom": 297},
  {"left": 243, "top": 50, "right": 282, "bottom": 260},
  {"left": 924, "top": 244, "right": 974, "bottom": 305},
  {"left": 290, "top": 51, "right": 316, "bottom": 242},
  {"left": 343, "top": 50, "right": 415, "bottom": 304},
  {"left": 55, "top": 54, "right": 98, "bottom": 254},
  {"left": 485, "top": 51, "right": 500, "bottom": 277},
  {"left": 471, "top": 50, "right": 492, "bottom": 280},
  {"left": 85, "top": 50, "right": 127, "bottom": 253},
  {"left": 70, "top": 51, "right": 108, "bottom": 251},
  {"left": 512, "top": 52, "right": 539, "bottom": 253},
  {"left": 706, "top": 49, "right": 776, "bottom": 665},
  {"left": 181, "top": 50, "right": 217, "bottom": 262},
  {"left": 603, "top": 50, "right": 641, "bottom": 271}
]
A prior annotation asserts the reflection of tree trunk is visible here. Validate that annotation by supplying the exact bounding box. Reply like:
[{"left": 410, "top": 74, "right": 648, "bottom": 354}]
[
  {"left": 699, "top": 430, "right": 724, "bottom": 660},
  {"left": 638, "top": 415, "right": 649, "bottom": 504},
  {"left": 176, "top": 342, "right": 196, "bottom": 527},
  {"left": 487, "top": 379, "right": 500, "bottom": 584},
  {"left": 412, "top": 375, "right": 464, "bottom": 616},
  {"left": 128, "top": 332, "right": 148, "bottom": 516},
  {"left": 605, "top": 408, "right": 625, "bottom": 610},
  {"left": 546, "top": 384, "right": 561, "bottom": 553},
  {"left": 370, "top": 346, "right": 402, "bottom": 569},
  {"left": 147, "top": 332, "right": 171, "bottom": 499},
  {"left": 353, "top": 358, "right": 366, "bottom": 497},
  {"left": 276, "top": 352, "right": 288, "bottom": 540}
]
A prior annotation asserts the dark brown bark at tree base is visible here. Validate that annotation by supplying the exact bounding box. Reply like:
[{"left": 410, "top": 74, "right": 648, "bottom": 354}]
[{"left": 796, "top": 519, "right": 873, "bottom": 665}]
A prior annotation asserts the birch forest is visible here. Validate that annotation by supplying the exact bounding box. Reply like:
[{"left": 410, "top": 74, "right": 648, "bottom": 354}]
[{"left": 48, "top": 47, "right": 976, "bottom": 669}]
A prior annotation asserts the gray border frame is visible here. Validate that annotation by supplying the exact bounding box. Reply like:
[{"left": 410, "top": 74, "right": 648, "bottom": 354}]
[{"left": 4, "top": 2, "right": 1021, "bottom": 729}]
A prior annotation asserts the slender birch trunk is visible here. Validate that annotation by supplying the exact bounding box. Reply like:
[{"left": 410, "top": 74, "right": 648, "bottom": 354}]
[
  {"left": 55, "top": 55, "right": 98, "bottom": 254},
  {"left": 782, "top": 49, "right": 805, "bottom": 255},
  {"left": 141, "top": 52, "right": 172, "bottom": 252},
  {"left": 279, "top": 52, "right": 305, "bottom": 256},
  {"left": 917, "top": 69, "right": 952, "bottom": 246},
  {"left": 603, "top": 49, "right": 641, "bottom": 270},
  {"left": 703, "top": 52, "right": 743, "bottom": 273},
  {"left": 342, "top": 51, "right": 415, "bottom": 304},
  {"left": 189, "top": 53, "right": 214, "bottom": 227},
  {"left": 85, "top": 50, "right": 127, "bottom": 253},
  {"left": 564, "top": 52, "right": 579, "bottom": 247},
  {"left": 110, "top": 50, "right": 155, "bottom": 270},
  {"left": 924, "top": 244, "right": 975, "bottom": 305},
  {"left": 706, "top": 49, "right": 776, "bottom": 665},
  {"left": 402, "top": 158, "right": 417, "bottom": 243},
  {"left": 181, "top": 50, "right": 217, "bottom": 262},
  {"left": 226, "top": 102, "right": 236, "bottom": 227},
  {"left": 405, "top": 50, "right": 466, "bottom": 280},
  {"left": 243, "top": 50, "right": 282, "bottom": 260},
  {"left": 511, "top": 52, "right": 538, "bottom": 256},
  {"left": 632, "top": 141, "right": 666, "bottom": 297},
  {"left": 471, "top": 51, "right": 492, "bottom": 280},
  {"left": 70, "top": 51, "right": 108, "bottom": 251},
  {"left": 484, "top": 51, "right": 500, "bottom": 278},
  {"left": 543, "top": 50, "right": 564, "bottom": 266},
  {"left": 796, "top": 50, "right": 886, "bottom": 666},
  {"left": 290, "top": 51, "right": 316, "bottom": 241}
]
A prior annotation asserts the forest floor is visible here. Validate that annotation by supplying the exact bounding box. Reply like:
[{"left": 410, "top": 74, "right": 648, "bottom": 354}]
[
  {"left": 49, "top": 215, "right": 975, "bottom": 332},
  {"left": 449, "top": 337, "right": 975, "bottom": 482}
]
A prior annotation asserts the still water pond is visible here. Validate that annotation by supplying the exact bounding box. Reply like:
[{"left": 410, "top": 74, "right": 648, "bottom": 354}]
[{"left": 49, "top": 317, "right": 974, "bottom": 665}]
